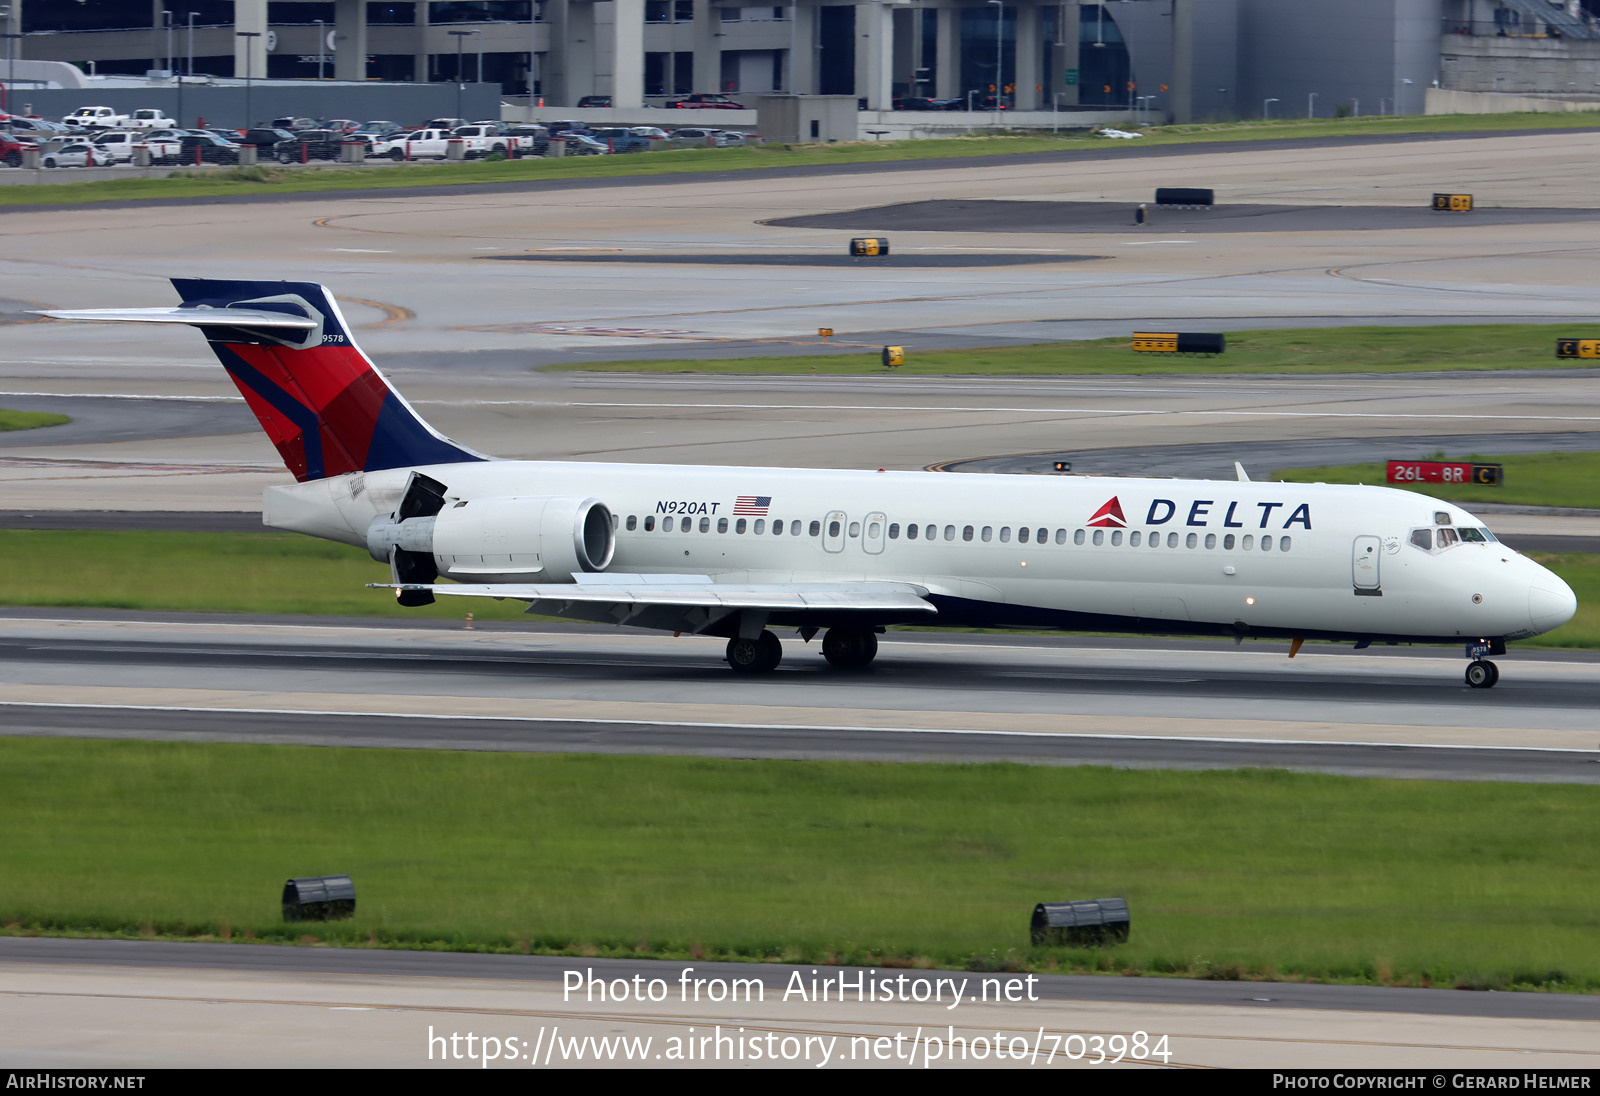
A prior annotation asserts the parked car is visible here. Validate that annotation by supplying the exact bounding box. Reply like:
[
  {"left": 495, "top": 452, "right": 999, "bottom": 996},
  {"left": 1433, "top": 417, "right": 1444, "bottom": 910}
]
[
  {"left": 175, "top": 133, "right": 242, "bottom": 164},
  {"left": 577, "top": 95, "right": 612, "bottom": 108},
  {"left": 271, "top": 129, "right": 345, "bottom": 163},
  {"left": 323, "top": 118, "right": 361, "bottom": 135},
  {"left": 0, "top": 133, "right": 36, "bottom": 167},
  {"left": 557, "top": 133, "right": 610, "bottom": 155},
  {"left": 669, "top": 127, "right": 729, "bottom": 146},
  {"left": 371, "top": 128, "right": 498, "bottom": 161},
  {"left": 269, "top": 116, "right": 318, "bottom": 132},
  {"left": 41, "top": 142, "right": 100, "bottom": 168},
  {"left": 503, "top": 125, "right": 550, "bottom": 156},
  {"left": 628, "top": 126, "right": 670, "bottom": 140},
  {"left": 664, "top": 93, "right": 745, "bottom": 109},
  {"left": 239, "top": 127, "right": 298, "bottom": 150},
  {"left": 424, "top": 117, "right": 469, "bottom": 131},
  {"left": 589, "top": 127, "right": 652, "bottom": 152},
  {"left": 60, "top": 106, "right": 127, "bottom": 128},
  {"left": 90, "top": 130, "right": 185, "bottom": 164},
  {"left": 6, "top": 116, "right": 68, "bottom": 137},
  {"left": 355, "top": 120, "right": 405, "bottom": 138},
  {"left": 125, "top": 108, "right": 176, "bottom": 129}
]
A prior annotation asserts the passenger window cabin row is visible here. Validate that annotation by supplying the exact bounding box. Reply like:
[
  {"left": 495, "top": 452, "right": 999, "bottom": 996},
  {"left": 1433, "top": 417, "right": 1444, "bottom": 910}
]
[{"left": 618, "top": 514, "right": 1292, "bottom": 552}]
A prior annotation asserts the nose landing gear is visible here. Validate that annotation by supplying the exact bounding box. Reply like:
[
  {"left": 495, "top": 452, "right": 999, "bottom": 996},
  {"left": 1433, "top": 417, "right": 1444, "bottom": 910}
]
[{"left": 1465, "top": 660, "right": 1499, "bottom": 689}]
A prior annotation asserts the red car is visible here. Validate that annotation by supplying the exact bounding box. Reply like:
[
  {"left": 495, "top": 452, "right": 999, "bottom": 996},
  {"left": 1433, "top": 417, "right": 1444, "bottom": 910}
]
[
  {"left": 665, "top": 93, "right": 746, "bottom": 110},
  {"left": 0, "top": 133, "right": 36, "bottom": 167}
]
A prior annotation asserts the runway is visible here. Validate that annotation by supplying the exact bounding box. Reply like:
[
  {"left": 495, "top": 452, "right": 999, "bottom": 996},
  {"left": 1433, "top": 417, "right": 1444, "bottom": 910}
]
[
  {"left": 1, "top": 614, "right": 1595, "bottom": 781},
  {"left": 3, "top": 937, "right": 1597, "bottom": 1069}
]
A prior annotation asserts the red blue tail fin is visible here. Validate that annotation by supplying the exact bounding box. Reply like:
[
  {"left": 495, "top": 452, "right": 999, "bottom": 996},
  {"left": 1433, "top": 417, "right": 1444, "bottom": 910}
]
[{"left": 168, "top": 279, "right": 483, "bottom": 481}]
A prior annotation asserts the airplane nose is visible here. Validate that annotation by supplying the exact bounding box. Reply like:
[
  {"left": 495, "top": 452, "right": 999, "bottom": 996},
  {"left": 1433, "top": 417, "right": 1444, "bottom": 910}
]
[{"left": 1529, "top": 578, "right": 1578, "bottom": 635}]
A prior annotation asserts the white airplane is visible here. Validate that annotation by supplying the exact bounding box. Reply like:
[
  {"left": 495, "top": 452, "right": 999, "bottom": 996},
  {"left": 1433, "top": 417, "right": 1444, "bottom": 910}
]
[{"left": 43, "top": 278, "right": 1577, "bottom": 688}]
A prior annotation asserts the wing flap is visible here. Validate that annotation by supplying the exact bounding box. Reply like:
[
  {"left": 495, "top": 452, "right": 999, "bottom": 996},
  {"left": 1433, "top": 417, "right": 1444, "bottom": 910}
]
[{"left": 371, "top": 578, "right": 936, "bottom": 614}]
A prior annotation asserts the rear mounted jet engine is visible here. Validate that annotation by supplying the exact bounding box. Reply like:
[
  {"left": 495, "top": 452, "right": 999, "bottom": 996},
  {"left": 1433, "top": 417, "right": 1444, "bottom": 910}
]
[{"left": 368, "top": 495, "right": 616, "bottom": 584}]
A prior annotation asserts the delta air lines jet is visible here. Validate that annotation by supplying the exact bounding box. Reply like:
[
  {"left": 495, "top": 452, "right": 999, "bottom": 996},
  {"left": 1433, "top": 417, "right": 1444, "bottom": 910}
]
[{"left": 43, "top": 279, "right": 1577, "bottom": 687}]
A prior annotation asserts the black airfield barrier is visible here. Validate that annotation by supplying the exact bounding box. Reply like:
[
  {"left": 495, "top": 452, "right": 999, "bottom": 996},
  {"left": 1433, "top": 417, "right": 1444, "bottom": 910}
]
[
  {"left": 1154, "top": 187, "right": 1214, "bottom": 207},
  {"left": 282, "top": 875, "right": 356, "bottom": 922},
  {"left": 1031, "top": 898, "right": 1131, "bottom": 946}
]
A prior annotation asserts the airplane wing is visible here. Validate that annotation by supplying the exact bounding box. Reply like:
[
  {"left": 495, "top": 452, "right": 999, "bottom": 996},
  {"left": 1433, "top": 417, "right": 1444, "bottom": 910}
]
[{"left": 370, "top": 574, "right": 936, "bottom": 630}]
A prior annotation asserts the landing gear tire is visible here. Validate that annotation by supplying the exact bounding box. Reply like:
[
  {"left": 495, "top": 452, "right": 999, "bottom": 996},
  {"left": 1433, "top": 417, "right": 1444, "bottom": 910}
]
[
  {"left": 726, "top": 630, "right": 782, "bottom": 674},
  {"left": 1465, "top": 660, "right": 1499, "bottom": 689},
  {"left": 822, "top": 627, "right": 878, "bottom": 669}
]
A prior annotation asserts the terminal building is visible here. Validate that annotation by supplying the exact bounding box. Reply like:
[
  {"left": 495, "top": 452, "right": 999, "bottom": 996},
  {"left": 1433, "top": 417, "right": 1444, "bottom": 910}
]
[{"left": 6, "top": 0, "right": 1600, "bottom": 121}]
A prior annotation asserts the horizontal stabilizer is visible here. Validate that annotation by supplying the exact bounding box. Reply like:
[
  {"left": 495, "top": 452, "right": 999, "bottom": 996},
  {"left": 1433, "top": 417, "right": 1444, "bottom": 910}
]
[{"left": 36, "top": 307, "right": 318, "bottom": 329}]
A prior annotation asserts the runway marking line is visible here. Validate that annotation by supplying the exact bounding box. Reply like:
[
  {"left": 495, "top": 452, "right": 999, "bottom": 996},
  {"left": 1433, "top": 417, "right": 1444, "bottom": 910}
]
[
  {"left": 1, "top": 988, "right": 1590, "bottom": 1062},
  {"left": 1, "top": 700, "right": 1593, "bottom": 756}
]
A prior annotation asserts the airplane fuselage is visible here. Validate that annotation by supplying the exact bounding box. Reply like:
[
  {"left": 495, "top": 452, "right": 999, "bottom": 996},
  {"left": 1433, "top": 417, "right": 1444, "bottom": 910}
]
[{"left": 267, "top": 460, "right": 1571, "bottom": 646}]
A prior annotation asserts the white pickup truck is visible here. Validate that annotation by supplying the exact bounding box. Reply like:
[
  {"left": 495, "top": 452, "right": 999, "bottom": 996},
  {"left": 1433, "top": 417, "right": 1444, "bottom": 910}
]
[
  {"left": 89, "top": 130, "right": 184, "bottom": 165},
  {"left": 450, "top": 124, "right": 535, "bottom": 157},
  {"left": 62, "top": 106, "right": 129, "bottom": 129},
  {"left": 125, "top": 109, "right": 177, "bottom": 130},
  {"left": 370, "top": 127, "right": 499, "bottom": 161}
]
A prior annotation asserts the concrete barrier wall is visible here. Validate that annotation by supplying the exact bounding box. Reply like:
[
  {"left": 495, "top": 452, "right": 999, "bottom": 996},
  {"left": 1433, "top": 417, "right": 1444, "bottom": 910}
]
[
  {"left": 503, "top": 103, "right": 1139, "bottom": 139},
  {"left": 1425, "top": 88, "right": 1600, "bottom": 113}
]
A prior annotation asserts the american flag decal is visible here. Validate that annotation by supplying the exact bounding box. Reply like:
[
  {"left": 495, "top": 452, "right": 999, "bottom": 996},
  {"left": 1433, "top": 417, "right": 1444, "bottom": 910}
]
[{"left": 733, "top": 495, "right": 771, "bottom": 516}]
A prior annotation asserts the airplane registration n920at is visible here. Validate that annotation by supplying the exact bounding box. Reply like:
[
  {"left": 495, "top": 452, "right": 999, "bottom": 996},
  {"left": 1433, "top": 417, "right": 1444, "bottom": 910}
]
[{"left": 43, "top": 279, "right": 1577, "bottom": 688}]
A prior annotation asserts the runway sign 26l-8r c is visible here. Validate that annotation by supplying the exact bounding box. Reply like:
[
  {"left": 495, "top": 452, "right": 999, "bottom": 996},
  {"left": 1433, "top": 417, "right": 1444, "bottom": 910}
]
[{"left": 1387, "top": 461, "right": 1502, "bottom": 486}]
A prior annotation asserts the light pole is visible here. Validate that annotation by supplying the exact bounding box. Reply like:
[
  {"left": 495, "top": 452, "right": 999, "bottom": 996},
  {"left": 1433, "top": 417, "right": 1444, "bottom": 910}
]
[
  {"left": 187, "top": 12, "right": 195, "bottom": 79},
  {"left": 237, "top": 30, "right": 261, "bottom": 129},
  {"left": 4, "top": 32, "right": 18, "bottom": 93},
  {"left": 1263, "top": 97, "right": 1278, "bottom": 121},
  {"left": 529, "top": 2, "right": 539, "bottom": 104},
  {"left": 449, "top": 29, "right": 473, "bottom": 122},
  {"left": 987, "top": 0, "right": 1003, "bottom": 122},
  {"left": 163, "top": 10, "right": 173, "bottom": 75},
  {"left": 314, "top": 18, "right": 325, "bottom": 80},
  {"left": 1307, "top": 91, "right": 1316, "bottom": 118}
]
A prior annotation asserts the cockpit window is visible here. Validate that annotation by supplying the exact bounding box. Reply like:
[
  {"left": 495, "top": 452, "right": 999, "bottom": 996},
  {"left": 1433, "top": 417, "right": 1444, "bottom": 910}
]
[
  {"left": 1458, "top": 527, "right": 1488, "bottom": 543},
  {"left": 1436, "top": 528, "right": 1458, "bottom": 549},
  {"left": 1410, "top": 528, "right": 1432, "bottom": 551}
]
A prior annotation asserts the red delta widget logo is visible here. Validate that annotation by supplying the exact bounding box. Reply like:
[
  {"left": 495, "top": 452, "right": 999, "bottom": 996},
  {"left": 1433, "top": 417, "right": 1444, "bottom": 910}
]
[{"left": 1088, "top": 495, "right": 1313, "bottom": 530}]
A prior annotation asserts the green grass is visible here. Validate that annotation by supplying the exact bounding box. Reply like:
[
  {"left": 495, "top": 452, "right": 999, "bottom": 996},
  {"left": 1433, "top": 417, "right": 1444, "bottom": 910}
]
[
  {"left": 552, "top": 324, "right": 1600, "bottom": 376},
  {"left": 1273, "top": 450, "right": 1600, "bottom": 509},
  {"left": 4, "top": 112, "right": 1599, "bottom": 208},
  {"left": 0, "top": 529, "right": 530, "bottom": 622},
  {"left": 0, "top": 409, "right": 69, "bottom": 431},
  {"left": 0, "top": 529, "right": 1592, "bottom": 647},
  {"left": 1, "top": 739, "right": 1596, "bottom": 990}
]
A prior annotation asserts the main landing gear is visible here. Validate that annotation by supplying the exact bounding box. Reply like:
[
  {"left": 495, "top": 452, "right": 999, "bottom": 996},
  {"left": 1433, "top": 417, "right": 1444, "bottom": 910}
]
[
  {"left": 724, "top": 626, "right": 882, "bottom": 674},
  {"left": 1465, "top": 660, "right": 1500, "bottom": 689},
  {"left": 821, "top": 627, "right": 878, "bottom": 669},
  {"left": 726, "top": 630, "right": 783, "bottom": 674}
]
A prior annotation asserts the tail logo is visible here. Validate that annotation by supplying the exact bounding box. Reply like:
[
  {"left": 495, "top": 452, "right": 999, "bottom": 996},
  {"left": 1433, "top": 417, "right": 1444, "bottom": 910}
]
[{"left": 1087, "top": 496, "right": 1127, "bottom": 528}]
